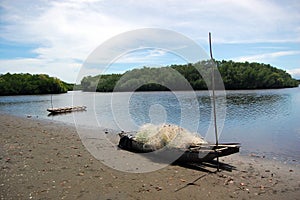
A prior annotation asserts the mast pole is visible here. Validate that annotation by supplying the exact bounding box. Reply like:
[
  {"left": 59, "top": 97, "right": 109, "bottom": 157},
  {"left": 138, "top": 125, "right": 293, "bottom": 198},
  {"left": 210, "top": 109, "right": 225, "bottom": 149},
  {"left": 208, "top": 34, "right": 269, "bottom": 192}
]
[
  {"left": 51, "top": 94, "right": 53, "bottom": 109},
  {"left": 209, "top": 32, "right": 220, "bottom": 172}
]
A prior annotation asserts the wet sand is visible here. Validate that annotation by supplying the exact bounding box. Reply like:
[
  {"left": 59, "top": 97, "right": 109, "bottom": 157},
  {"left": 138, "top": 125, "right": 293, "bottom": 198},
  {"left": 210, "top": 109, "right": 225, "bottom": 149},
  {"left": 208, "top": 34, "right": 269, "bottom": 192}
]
[{"left": 0, "top": 114, "right": 299, "bottom": 200}]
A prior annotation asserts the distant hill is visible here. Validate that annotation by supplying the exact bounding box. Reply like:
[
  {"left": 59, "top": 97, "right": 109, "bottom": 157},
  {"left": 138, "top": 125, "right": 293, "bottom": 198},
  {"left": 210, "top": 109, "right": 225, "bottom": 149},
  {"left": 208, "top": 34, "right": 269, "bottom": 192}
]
[
  {"left": 80, "top": 60, "right": 299, "bottom": 92},
  {"left": 0, "top": 73, "right": 73, "bottom": 95}
]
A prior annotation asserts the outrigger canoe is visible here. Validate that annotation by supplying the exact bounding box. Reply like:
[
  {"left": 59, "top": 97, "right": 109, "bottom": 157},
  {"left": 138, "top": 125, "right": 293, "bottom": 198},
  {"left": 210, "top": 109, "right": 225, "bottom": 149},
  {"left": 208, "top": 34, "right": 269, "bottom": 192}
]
[
  {"left": 47, "top": 106, "right": 87, "bottom": 114},
  {"left": 118, "top": 133, "right": 240, "bottom": 163}
]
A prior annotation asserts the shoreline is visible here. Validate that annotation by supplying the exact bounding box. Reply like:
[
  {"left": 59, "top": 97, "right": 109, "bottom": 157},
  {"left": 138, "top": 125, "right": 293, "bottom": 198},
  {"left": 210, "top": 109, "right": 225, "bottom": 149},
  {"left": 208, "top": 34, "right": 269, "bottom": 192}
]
[
  {"left": 1, "top": 114, "right": 300, "bottom": 199},
  {"left": 6, "top": 111, "right": 300, "bottom": 167}
]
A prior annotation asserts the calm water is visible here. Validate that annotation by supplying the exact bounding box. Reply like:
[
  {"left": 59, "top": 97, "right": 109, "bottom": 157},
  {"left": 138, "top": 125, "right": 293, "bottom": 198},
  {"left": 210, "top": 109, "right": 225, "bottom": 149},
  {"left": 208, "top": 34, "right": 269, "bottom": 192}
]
[{"left": 0, "top": 87, "right": 299, "bottom": 164}]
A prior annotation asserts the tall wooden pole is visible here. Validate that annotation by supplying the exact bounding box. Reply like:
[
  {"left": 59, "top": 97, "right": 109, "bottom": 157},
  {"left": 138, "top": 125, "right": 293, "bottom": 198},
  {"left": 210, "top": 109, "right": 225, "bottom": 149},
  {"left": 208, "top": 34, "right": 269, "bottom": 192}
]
[
  {"left": 51, "top": 94, "right": 53, "bottom": 109},
  {"left": 209, "top": 32, "right": 219, "bottom": 172}
]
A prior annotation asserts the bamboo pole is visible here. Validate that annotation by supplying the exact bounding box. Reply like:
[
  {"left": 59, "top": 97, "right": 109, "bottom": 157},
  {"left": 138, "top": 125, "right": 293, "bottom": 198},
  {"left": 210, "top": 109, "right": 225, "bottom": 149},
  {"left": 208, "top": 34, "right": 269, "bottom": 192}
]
[
  {"left": 51, "top": 94, "right": 53, "bottom": 109},
  {"left": 209, "top": 32, "right": 220, "bottom": 172}
]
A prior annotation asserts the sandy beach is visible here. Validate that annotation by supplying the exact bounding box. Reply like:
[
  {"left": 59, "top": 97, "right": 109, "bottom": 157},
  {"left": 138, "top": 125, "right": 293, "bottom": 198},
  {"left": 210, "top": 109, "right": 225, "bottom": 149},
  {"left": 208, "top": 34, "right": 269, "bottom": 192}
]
[{"left": 1, "top": 114, "right": 299, "bottom": 200}]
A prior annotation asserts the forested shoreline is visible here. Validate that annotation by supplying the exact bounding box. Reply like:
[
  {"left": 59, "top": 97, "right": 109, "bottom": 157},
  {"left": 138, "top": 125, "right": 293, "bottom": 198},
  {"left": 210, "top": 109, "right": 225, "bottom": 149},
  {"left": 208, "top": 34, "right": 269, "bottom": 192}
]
[
  {"left": 1, "top": 60, "right": 298, "bottom": 95},
  {"left": 81, "top": 60, "right": 299, "bottom": 92},
  {"left": 0, "top": 73, "right": 73, "bottom": 95}
]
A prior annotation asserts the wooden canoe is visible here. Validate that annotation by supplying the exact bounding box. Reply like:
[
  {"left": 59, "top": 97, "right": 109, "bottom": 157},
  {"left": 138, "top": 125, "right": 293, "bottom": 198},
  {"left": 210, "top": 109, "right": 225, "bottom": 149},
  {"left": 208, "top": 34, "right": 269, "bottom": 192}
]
[
  {"left": 47, "top": 106, "right": 87, "bottom": 114},
  {"left": 118, "top": 134, "right": 240, "bottom": 163}
]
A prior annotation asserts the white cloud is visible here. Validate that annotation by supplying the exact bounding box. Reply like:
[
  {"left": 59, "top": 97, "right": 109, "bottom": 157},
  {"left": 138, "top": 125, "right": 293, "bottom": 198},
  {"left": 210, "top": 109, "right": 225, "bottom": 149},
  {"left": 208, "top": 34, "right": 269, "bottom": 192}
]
[
  {"left": 2, "top": 0, "right": 299, "bottom": 45},
  {"left": 232, "top": 51, "right": 300, "bottom": 63},
  {"left": 116, "top": 49, "right": 168, "bottom": 64},
  {"left": 0, "top": 0, "right": 300, "bottom": 82},
  {"left": 0, "top": 58, "right": 81, "bottom": 82},
  {"left": 287, "top": 68, "right": 300, "bottom": 79}
]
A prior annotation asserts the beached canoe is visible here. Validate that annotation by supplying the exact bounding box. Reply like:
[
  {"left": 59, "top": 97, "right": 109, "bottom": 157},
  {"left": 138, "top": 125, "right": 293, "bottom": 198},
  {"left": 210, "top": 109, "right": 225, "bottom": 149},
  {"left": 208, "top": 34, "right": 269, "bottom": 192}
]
[
  {"left": 47, "top": 106, "right": 87, "bottom": 114},
  {"left": 118, "top": 133, "right": 240, "bottom": 163}
]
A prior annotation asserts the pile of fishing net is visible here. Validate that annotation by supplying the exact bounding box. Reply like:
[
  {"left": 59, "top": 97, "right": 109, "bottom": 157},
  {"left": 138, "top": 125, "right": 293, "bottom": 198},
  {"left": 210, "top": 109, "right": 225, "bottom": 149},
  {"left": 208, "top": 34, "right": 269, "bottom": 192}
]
[{"left": 134, "top": 124, "right": 207, "bottom": 149}]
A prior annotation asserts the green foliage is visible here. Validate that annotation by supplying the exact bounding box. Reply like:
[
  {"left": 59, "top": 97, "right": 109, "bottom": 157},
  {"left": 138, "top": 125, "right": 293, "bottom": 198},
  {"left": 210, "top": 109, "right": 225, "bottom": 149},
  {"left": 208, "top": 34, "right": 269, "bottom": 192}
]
[
  {"left": 217, "top": 60, "right": 298, "bottom": 89},
  {"left": 63, "top": 82, "right": 75, "bottom": 91},
  {"left": 0, "top": 73, "right": 70, "bottom": 95},
  {"left": 80, "top": 60, "right": 299, "bottom": 92},
  {"left": 81, "top": 74, "right": 122, "bottom": 92},
  {"left": 73, "top": 84, "right": 83, "bottom": 90}
]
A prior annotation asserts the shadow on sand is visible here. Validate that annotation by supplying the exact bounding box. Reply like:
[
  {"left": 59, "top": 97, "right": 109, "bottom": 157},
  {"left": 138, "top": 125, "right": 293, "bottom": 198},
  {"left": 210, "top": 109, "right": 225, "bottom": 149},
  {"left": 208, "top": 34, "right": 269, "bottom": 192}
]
[{"left": 175, "top": 159, "right": 236, "bottom": 173}]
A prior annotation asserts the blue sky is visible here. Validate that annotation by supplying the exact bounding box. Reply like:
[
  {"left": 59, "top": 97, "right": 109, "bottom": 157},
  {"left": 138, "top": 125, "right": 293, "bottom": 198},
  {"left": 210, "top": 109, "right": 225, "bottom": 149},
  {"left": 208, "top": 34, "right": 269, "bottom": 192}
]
[{"left": 0, "top": 0, "right": 299, "bottom": 82}]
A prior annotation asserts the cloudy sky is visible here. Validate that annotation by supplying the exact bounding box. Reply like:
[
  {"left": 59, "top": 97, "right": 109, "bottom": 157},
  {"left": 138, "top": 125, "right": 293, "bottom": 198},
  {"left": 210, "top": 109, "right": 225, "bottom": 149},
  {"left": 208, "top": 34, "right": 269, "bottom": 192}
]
[{"left": 1, "top": 0, "right": 299, "bottom": 82}]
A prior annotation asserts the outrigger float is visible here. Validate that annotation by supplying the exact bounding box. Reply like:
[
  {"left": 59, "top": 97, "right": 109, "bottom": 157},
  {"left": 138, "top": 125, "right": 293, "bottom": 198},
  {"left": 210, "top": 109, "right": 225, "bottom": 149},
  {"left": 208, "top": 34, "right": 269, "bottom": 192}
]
[
  {"left": 47, "top": 106, "right": 87, "bottom": 114},
  {"left": 118, "top": 133, "right": 240, "bottom": 163}
]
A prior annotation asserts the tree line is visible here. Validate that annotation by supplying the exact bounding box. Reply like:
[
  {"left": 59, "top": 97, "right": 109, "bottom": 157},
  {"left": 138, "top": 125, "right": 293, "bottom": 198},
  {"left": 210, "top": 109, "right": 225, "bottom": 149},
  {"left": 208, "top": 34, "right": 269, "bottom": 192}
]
[
  {"left": 2, "top": 60, "right": 296, "bottom": 95},
  {"left": 80, "top": 60, "right": 299, "bottom": 92},
  {"left": 0, "top": 73, "right": 73, "bottom": 95}
]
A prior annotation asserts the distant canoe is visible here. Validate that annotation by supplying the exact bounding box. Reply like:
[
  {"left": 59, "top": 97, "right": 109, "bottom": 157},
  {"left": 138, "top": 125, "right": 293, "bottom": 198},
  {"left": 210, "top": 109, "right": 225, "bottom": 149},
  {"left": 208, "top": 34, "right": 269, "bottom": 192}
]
[{"left": 47, "top": 106, "right": 87, "bottom": 114}]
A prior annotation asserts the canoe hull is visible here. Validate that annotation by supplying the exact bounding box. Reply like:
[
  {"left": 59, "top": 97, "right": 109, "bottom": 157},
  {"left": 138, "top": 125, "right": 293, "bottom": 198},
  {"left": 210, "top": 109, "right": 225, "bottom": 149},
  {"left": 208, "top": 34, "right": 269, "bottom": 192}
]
[
  {"left": 47, "top": 106, "right": 87, "bottom": 114},
  {"left": 118, "top": 135, "right": 240, "bottom": 163}
]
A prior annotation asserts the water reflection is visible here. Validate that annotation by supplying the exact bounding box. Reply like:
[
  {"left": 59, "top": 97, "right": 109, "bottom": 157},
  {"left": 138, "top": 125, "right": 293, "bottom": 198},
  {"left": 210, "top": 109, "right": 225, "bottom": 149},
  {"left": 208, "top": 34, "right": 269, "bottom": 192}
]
[
  {"left": 225, "top": 92, "right": 292, "bottom": 126},
  {"left": 129, "top": 92, "right": 181, "bottom": 127}
]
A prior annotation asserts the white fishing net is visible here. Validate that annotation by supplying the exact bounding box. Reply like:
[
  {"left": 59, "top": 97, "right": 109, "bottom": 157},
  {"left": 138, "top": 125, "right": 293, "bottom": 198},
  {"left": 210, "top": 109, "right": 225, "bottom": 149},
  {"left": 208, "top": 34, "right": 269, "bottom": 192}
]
[{"left": 134, "top": 124, "right": 207, "bottom": 149}]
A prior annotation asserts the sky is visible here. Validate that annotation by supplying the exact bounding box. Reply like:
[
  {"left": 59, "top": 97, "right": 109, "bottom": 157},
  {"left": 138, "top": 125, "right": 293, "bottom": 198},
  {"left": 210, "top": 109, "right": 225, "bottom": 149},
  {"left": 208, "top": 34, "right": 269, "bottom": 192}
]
[{"left": 0, "top": 0, "right": 300, "bottom": 83}]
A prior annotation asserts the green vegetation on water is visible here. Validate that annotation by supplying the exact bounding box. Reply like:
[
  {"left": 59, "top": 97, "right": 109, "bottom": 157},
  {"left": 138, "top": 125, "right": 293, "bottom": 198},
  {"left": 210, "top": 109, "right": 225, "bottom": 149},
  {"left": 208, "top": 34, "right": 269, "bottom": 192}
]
[
  {"left": 0, "top": 73, "right": 73, "bottom": 95},
  {"left": 81, "top": 60, "right": 299, "bottom": 92}
]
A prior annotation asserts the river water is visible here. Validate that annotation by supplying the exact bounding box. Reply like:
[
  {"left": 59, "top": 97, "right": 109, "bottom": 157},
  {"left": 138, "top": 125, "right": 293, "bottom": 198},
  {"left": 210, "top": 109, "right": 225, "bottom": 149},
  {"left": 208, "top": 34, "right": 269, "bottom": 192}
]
[{"left": 1, "top": 87, "right": 299, "bottom": 164}]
